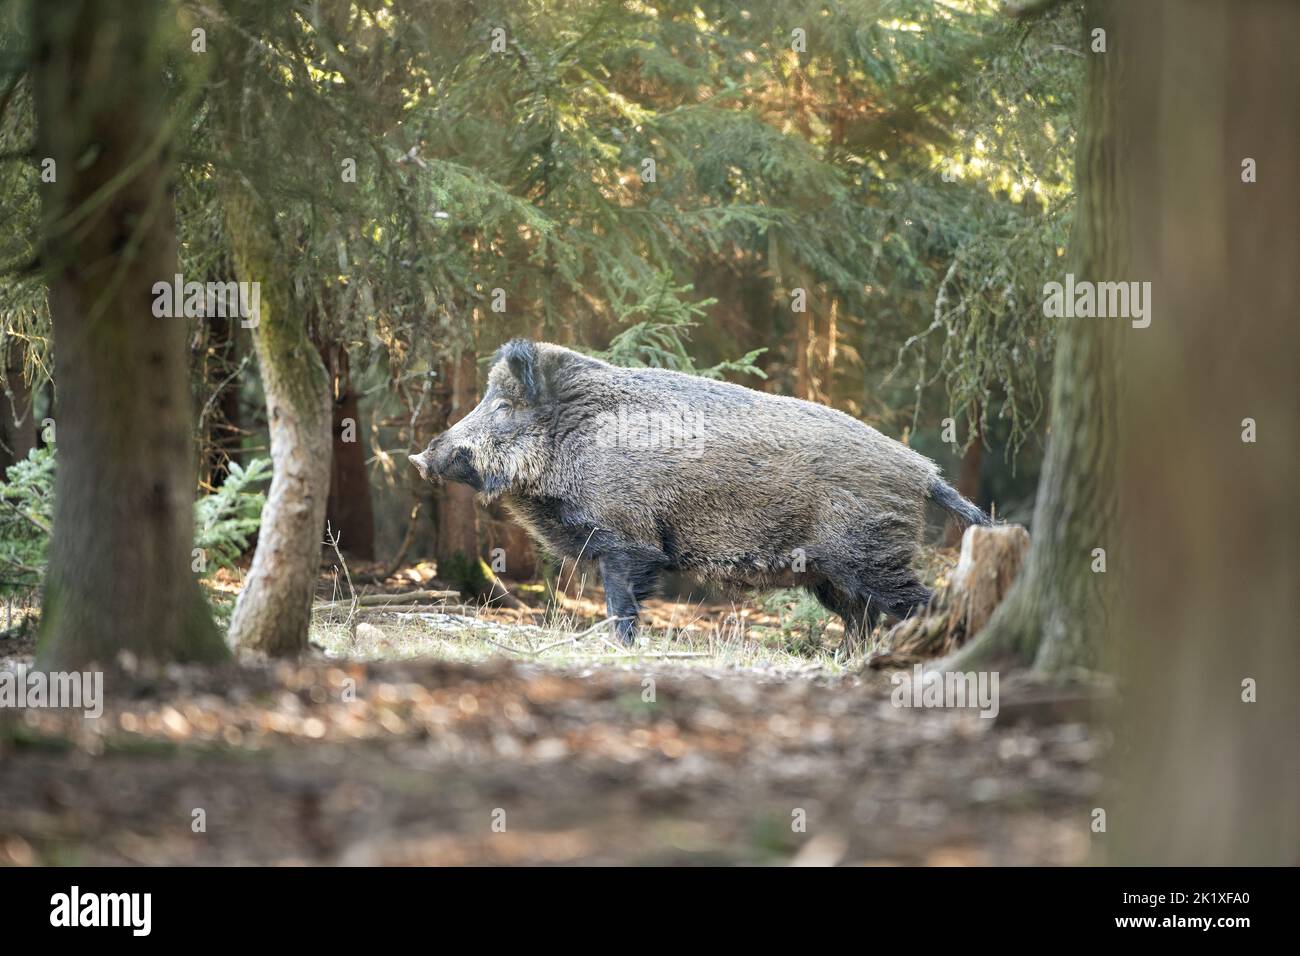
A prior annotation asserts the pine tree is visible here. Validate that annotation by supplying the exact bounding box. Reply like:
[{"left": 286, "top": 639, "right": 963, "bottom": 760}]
[{"left": 32, "top": 0, "right": 225, "bottom": 666}]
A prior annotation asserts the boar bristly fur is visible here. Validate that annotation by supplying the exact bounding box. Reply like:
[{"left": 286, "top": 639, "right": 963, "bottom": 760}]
[{"left": 411, "top": 338, "right": 990, "bottom": 647}]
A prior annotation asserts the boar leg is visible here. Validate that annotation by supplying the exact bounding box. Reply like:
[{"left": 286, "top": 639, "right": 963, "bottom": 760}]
[
  {"left": 831, "top": 549, "right": 933, "bottom": 625},
  {"left": 813, "top": 552, "right": 932, "bottom": 657},
  {"left": 598, "top": 548, "right": 666, "bottom": 645},
  {"left": 830, "top": 517, "right": 934, "bottom": 623},
  {"left": 870, "top": 577, "right": 932, "bottom": 621},
  {"left": 811, "top": 579, "right": 879, "bottom": 658}
]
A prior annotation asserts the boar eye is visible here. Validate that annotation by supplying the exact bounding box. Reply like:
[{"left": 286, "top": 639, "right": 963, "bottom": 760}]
[{"left": 493, "top": 398, "right": 513, "bottom": 413}]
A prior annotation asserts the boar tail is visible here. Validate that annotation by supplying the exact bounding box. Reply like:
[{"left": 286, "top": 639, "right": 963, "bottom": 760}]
[{"left": 928, "top": 477, "right": 991, "bottom": 529}]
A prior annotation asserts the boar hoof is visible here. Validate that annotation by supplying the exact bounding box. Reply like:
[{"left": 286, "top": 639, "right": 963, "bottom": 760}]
[{"left": 613, "top": 617, "right": 639, "bottom": 646}]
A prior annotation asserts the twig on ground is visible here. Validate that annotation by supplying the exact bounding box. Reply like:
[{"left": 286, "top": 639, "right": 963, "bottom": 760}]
[
  {"left": 362, "top": 604, "right": 477, "bottom": 615},
  {"left": 482, "top": 634, "right": 533, "bottom": 655},
  {"left": 324, "top": 522, "right": 359, "bottom": 630},
  {"left": 600, "top": 632, "right": 630, "bottom": 655},
  {"left": 462, "top": 617, "right": 622, "bottom": 658},
  {"left": 483, "top": 570, "right": 527, "bottom": 610},
  {"left": 532, "top": 617, "right": 619, "bottom": 654},
  {"left": 581, "top": 651, "right": 712, "bottom": 660},
  {"left": 313, "top": 588, "right": 460, "bottom": 612}
]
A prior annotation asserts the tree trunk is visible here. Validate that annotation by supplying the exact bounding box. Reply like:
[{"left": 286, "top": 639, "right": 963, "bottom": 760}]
[
  {"left": 793, "top": 305, "right": 814, "bottom": 402},
  {"left": 1110, "top": 0, "right": 1300, "bottom": 865},
  {"left": 947, "top": 0, "right": 1122, "bottom": 673},
  {"left": 0, "top": 342, "right": 36, "bottom": 473},
  {"left": 770, "top": 230, "right": 817, "bottom": 402},
  {"left": 823, "top": 296, "right": 838, "bottom": 402},
  {"left": 435, "top": 343, "right": 481, "bottom": 584},
  {"left": 872, "top": 524, "right": 1030, "bottom": 667},
  {"left": 944, "top": 420, "right": 983, "bottom": 547},
  {"left": 487, "top": 506, "right": 537, "bottom": 581},
  {"left": 198, "top": 311, "right": 242, "bottom": 490},
  {"left": 220, "top": 181, "right": 332, "bottom": 656},
  {"left": 324, "top": 345, "right": 375, "bottom": 560},
  {"left": 32, "top": 0, "right": 224, "bottom": 666}
]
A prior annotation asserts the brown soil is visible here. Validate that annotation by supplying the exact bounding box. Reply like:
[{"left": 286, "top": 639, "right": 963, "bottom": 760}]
[{"left": 0, "top": 643, "right": 1104, "bottom": 865}]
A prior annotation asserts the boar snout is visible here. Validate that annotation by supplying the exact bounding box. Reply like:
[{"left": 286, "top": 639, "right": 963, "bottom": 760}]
[
  {"left": 408, "top": 439, "right": 483, "bottom": 490},
  {"left": 408, "top": 438, "right": 445, "bottom": 482},
  {"left": 408, "top": 452, "right": 432, "bottom": 481},
  {"left": 439, "top": 446, "right": 483, "bottom": 490}
]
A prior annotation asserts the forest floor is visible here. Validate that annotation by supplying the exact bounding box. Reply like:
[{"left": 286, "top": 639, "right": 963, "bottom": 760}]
[{"left": 0, "top": 562, "right": 1108, "bottom": 865}]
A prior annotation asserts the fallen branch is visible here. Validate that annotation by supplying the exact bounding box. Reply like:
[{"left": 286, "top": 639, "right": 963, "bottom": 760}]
[
  {"left": 473, "top": 618, "right": 620, "bottom": 657},
  {"left": 312, "top": 588, "right": 460, "bottom": 612},
  {"left": 457, "top": 621, "right": 624, "bottom": 658},
  {"left": 362, "top": 604, "right": 479, "bottom": 615},
  {"left": 481, "top": 635, "right": 532, "bottom": 655},
  {"left": 483, "top": 570, "right": 527, "bottom": 610},
  {"left": 581, "top": 651, "right": 711, "bottom": 660},
  {"left": 532, "top": 617, "right": 619, "bottom": 654}
]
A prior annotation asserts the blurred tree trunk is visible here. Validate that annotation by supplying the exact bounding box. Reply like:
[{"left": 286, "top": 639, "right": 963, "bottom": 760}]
[
  {"left": 770, "top": 231, "right": 817, "bottom": 402},
  {"left": 793, "top": 306, "right": 813, "bottom": 401},
  {"left": 1111, "top": 0, "right": 1300, "bottom": 864},
  {"left": 822, "top": 297, "right": 838, "bottom": 404},
  {"left": 948, "top": 0, "right": 1121, "bottom": 672},
  {"left": 32, "top": 0, "right": 225, "bottom": 665},
  {"left": 436, "top": 338, "right": 480, "bottom": 581},
  {"left": 323, "top": 344, "right": 375, "bottom": 560},
  {"left": 219, "top": 180, "right": 332, "bottom": 656},
  {"left": 820, "top": 89, "right": 845, "bottom": 407},
  {"left": 488, "top": 509, "right": 536, "bottom": 580}
]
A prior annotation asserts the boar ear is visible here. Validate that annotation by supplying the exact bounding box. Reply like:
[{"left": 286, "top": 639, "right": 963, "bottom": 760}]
[{"left": 497, "top": 338, "right": 541, "bottom": 404}]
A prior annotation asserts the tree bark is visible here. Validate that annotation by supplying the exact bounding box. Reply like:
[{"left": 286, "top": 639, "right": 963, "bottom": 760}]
[
  {"left": 946, "top": 0, "right": 1122, "bottom": 673},
  {"left": 32, "top": 0, "right": 224, "bottom": 666},
  {"left": 793, "top": 304, "right": 814, "bottom": 402},
  {"left": 944, "top": 419, "right": 984, "bottom": 547},
  {"left": 198, "top": 310, "right": 242, "bottom": 490},
  {"left": 435, "top": 342, "right": 481, "bottom": 584},
  {"left": 1109, "top": 0, "right": 1300, "bottom": 865},
  {"left": 871, "top": 524, "right": 1030, "bottom": 667},
  {"left": 324, "top": 344, "right": 375, "bottom": 559},
  {"left": 0, "top": 342, "right": 36, "bottom": 473},
  {"left": 219, "top": 182, "right": 332, "bottom": 656},
  {"left": 487, "top": 506, "right": 537, "bottom": 581}
]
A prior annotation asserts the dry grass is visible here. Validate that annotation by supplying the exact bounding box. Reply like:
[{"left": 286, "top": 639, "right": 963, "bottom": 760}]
[
  {"left": 308, "top": 545, "right": 963, "bottom": 676},
  {"left": 309, "top": 586, "right": 851, "bottom": 676}
]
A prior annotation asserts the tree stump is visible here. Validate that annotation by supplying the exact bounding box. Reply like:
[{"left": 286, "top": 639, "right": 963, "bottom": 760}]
[{"left": 867, "top": 524, "right": 1030, "bottom": 668}]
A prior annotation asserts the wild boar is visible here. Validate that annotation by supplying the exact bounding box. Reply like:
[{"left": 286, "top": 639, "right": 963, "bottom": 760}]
[{"left": 410, "top": 339, "right": 990, "bottom": 648}]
